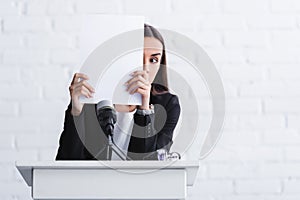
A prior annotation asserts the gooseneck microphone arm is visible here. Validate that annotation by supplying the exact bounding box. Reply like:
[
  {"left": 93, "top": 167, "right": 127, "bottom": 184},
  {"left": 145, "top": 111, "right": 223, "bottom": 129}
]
[{"left": 95, "top": 100, "right": 132, "bottom": 160}]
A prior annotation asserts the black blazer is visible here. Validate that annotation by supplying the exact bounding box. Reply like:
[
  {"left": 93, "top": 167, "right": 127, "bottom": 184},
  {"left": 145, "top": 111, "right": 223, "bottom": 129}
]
[{"left": 55, "top": 92, "right": 180, "bottom": 160}]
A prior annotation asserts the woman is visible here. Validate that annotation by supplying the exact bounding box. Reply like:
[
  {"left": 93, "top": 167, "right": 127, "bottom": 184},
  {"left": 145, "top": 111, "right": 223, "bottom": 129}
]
[{"left": 55, "top": 24, "right": 181, "bottom": 160}]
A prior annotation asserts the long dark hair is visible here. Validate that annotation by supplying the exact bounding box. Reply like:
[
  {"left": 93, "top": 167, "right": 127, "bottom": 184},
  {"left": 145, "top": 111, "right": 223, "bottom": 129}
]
[{"left": 144, "top": 24, "right": 169, "bottom": 94}]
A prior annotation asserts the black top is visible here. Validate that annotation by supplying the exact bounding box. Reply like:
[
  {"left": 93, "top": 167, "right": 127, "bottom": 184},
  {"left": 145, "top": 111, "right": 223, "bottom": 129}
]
[{"left": 55, "top": 92, "right": 180, "bottom": 160}]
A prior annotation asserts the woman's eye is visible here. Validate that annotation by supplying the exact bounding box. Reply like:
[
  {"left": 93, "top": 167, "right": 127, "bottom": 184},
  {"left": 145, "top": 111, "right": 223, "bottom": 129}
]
[{"left": 150, "top": 57, "right": 159, "bottom": 63}]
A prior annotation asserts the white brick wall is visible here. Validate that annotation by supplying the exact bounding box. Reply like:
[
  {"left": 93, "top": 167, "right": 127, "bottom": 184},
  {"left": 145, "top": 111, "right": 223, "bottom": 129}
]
[{"left": 1, "top": 0, "right": 300, "bottom": 199}]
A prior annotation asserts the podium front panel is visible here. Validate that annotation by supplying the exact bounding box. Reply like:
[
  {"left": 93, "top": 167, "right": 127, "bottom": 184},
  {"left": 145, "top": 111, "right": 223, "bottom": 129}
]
[{"left": 33, "top": 168, "right": 186, "bottom": 200}]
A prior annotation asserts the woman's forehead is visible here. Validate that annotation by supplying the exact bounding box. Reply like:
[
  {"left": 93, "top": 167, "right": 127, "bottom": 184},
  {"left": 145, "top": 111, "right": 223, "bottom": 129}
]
[{"left": 144, "top": 37, "right": 163, "bottom": 52}]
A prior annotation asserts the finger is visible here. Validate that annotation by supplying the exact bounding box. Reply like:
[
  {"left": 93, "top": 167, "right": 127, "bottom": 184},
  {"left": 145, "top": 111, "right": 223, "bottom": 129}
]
[
  {"left": 126, "top": 74, "right": 149, "bottom": 86},
  {"left": 73, "top": 86, "right": 93, "bottom": 98},
  {"left": 71, "top": 73, "right": 89, "bottom": 84},
  {"left": 133, "top": 70, "right": 149, "bottom": 82},
  {"left": 131, "top": 87, "right": 148, "bottom": 96},
  {"left": 69, "top": 85, "right": 74, "bottom": 93},
  {"left": 72, "top": 80, "right": 95, "bottom": 93},
  {"left": 73, "top": 83, "right": 93, "bottom": 95},
  {"left": 131, "top": 70, "right": 149, "bottom": 77},
  {"left": 127, "top": 80, "right": 147, "bottom": 92},
  {"left": 127, "top": 81, "right": 150, "bottom": 94},
  {"left": 81, "top": 80, "right": 95, "bottom": 93}
]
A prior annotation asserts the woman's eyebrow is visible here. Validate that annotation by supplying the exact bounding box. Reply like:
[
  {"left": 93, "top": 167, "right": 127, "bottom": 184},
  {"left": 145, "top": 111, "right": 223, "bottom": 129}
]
[{"left": 151, "top": 53, "right": 161, "bottom": 56}]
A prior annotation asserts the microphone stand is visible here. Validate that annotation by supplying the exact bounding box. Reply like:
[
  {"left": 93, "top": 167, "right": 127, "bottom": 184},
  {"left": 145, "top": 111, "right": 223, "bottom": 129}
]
[
  {"left": 95, "top": 111, "right": 132, "bottom": 161},
  {"left": 94, "top": 100, "right": 135, "bottom": 161},
  {"left": 106, "top": 134, "right": 132, "bottom": 161}
]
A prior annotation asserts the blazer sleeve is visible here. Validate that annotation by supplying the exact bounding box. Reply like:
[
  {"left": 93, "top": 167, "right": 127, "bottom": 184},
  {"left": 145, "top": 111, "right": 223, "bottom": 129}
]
[
  {"left": 155, "top": 94, "right": 181, "bottom": 151},
  {"left": 55, "top": 102, "right": 86, "bottom": 160},
  {"left": 127, "top": 94, "right": 181, "bottom": 160}
]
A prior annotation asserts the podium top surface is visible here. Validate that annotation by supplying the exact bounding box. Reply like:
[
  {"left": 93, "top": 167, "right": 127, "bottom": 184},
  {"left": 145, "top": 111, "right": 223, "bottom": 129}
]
[
  {"left": 16, "top": 160, "right": 199, "bottom": 186},
  {"left": 16, "top": 160, "right": 199, "bottom": 168}
]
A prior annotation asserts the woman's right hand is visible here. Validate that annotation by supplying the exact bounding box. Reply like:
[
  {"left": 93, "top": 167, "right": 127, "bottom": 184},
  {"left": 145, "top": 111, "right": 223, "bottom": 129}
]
[{"left": 69, "top": 73, "right": 95, "bottom": 116}]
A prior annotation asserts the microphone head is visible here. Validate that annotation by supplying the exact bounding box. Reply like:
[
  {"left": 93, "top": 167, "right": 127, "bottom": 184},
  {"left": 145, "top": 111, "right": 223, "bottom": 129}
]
[
  {"left": 96, "top": 100, "right": 117, "bottom": 137},
  {"left": 96, "top": 100, "right": 114, "bottom": 111}
]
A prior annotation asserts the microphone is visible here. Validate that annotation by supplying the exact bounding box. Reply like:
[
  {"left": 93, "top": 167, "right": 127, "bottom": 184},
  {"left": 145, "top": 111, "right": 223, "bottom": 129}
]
[
  {"left": 96, "top": 100, "right": 117, "bottom": 137},
  {"left": 95, "top": 100, "right": 134, "bottom": 161}
]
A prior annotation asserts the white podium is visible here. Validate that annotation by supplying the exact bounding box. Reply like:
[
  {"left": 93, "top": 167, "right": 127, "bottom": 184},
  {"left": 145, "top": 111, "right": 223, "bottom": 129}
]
[{"left": 16, "top": 160, "right": 199, "bottom": 200}]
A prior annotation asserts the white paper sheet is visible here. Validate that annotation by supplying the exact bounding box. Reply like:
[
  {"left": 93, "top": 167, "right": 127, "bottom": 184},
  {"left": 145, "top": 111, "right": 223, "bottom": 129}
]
[{"left": 78, "top": 14, "right": 144, "bottom": 105}]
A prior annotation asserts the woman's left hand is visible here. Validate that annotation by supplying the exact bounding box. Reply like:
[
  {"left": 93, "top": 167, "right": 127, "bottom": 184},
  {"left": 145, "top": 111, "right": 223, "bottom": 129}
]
[{"left": 125, "top": 70, "right": 151, "bottom": 110}]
